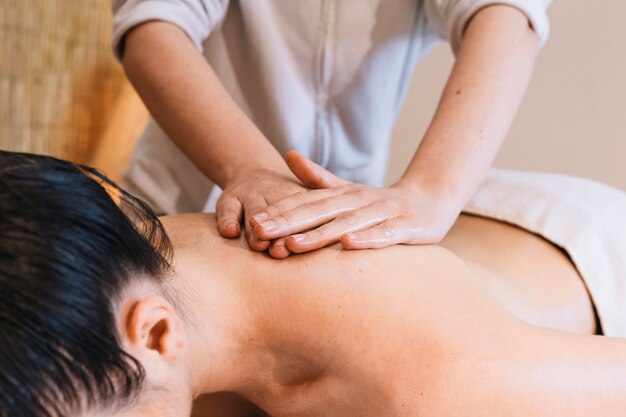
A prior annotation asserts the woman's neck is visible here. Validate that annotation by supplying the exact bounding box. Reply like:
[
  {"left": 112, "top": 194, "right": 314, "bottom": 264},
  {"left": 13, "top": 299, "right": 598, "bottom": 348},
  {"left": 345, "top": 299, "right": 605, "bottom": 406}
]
[{"left": 161, "top": 213, "right": 336, "bottom": 408}]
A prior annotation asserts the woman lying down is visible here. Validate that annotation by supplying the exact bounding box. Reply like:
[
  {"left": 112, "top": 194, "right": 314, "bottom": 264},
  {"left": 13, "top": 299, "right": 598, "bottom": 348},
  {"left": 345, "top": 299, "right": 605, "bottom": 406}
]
[{"left": 2, "top": 151, "right": 626, "bottom": 417}]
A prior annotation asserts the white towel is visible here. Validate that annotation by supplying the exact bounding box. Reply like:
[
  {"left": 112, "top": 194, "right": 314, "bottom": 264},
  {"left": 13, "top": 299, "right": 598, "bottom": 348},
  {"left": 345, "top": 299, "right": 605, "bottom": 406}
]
[{"left": 464, "top": 169, "right": 626, "bottom": 338}]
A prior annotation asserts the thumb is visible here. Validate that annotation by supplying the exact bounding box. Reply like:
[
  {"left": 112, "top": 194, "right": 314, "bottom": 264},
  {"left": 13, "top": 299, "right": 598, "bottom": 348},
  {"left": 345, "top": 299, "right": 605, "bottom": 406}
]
[
  {"left": 285, "top": 150, "right": 349, "bottom": 189},
  {"left": 216, "top": 193, "right": 243, "bottom": 238}
]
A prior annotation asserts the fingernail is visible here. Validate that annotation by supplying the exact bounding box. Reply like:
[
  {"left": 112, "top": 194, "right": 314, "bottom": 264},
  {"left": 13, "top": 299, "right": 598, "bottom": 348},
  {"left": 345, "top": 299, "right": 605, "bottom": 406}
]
[
  {"left": 250, "top": 236, "right": 270, "bottom": 251},
  {"left": 345, "top": 233, "right": 357, "bottom": 241},
  {"left": 259, "top": 220, "right": 276, "bottom": 231},
  {"left": 253, "top": 212, "right": 268, "bottom": 222},
  {"left": 290, "top": 234, "right": 306, "bottom": 242}
]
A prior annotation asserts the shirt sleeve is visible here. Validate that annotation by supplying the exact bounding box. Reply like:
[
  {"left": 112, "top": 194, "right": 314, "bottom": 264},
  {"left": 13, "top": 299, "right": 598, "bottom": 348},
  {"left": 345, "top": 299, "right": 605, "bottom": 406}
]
[
  {"left": 424, "top": 0, "right": 552, "bottom": 53},
  {"left": 111, "top": 0, "right": 230, "bottom": 59}
]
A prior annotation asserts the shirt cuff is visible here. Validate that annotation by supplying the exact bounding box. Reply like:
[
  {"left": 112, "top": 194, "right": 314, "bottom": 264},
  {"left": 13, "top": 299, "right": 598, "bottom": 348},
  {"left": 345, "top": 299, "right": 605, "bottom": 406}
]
[
  {"left": 426, "top": 0, "right": 552, "bottom": 53},
  {"left": 112, "top": 0, "right": 216, "bottom": 60}
]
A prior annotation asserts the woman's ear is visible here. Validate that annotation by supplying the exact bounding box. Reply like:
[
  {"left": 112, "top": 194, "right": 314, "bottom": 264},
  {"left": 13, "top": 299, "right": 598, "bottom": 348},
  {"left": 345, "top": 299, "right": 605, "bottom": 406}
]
[{"left": 121, "top": 295, "right": 187, "bottom": 364}]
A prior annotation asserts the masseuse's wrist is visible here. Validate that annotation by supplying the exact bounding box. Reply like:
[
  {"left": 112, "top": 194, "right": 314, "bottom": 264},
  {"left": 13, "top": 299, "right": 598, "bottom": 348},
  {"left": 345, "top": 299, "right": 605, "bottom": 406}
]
[
  {"left": 213, "top": 138, "right": 293, "bottom": 187},
  {"left": 392, "top": 174, "right": 465, "bottom": 216},
  {"left": 223, "top": 158, "right": 297, "bottom": 188}
]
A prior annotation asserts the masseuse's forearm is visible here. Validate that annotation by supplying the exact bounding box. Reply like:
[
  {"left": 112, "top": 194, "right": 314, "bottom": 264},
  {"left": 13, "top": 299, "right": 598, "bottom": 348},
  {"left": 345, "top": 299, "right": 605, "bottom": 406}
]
[
  {"left": 399, "top": 5, "right": 539, "bottom": 207},
  {"left": 122, "top": 21, "right": 290, "bottom": 188}
]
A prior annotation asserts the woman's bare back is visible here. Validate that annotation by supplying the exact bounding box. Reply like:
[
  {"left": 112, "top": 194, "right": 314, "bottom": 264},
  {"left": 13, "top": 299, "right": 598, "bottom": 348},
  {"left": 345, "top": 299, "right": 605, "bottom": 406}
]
[{"left": 161, "top": 213, "right": 605, "bottom": 417}]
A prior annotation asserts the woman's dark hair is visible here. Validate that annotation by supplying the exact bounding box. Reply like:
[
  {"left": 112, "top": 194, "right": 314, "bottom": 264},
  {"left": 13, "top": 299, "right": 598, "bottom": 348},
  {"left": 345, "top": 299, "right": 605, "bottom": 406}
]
[{"left": 0, "top": 151, "right": 173, "bottom": 417}]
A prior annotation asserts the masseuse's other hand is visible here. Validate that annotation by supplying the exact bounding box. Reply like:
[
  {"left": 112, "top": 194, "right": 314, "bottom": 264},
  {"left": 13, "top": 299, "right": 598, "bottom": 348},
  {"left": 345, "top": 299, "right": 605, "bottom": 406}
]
[
  {"left": 250, "top": 151, "right": 460, "bottom": 257},
  {"left": 217, "top": 168, "right": 306, "bottom": 255}
]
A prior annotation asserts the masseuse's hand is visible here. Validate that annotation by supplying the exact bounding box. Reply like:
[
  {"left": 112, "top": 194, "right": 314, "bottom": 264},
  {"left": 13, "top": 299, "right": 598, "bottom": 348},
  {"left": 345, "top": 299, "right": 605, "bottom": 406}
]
[
  {"left": 250, "top": 151, "right": 461, "bottom": 258},
  {"left": 217, "top": 168, "right": 307, "bottom": 255}
]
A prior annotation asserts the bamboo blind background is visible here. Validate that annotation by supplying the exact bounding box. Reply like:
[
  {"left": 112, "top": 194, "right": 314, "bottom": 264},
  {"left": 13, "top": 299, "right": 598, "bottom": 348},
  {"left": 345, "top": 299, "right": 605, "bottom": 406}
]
[{"left": 0, "top": 0, "right": 127, "bottom": 164}]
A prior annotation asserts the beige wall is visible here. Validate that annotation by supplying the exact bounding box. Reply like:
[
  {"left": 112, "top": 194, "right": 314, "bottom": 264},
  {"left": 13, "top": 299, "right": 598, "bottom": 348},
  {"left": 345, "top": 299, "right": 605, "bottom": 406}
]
[{"left": 389, "top": 0, "right": 626, "bottom": 191}]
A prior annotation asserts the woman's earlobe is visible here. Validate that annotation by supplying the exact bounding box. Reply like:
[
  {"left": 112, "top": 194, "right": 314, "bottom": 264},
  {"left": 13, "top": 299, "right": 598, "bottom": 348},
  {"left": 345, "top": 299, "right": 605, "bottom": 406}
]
[{"left": 122, "top": 295, "right": 187, "bottom": 361}]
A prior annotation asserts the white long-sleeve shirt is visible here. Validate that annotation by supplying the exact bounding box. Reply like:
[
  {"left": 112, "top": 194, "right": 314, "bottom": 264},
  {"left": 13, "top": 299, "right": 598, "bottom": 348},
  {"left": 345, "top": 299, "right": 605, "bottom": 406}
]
[{"left": 112, "top": 0, "right": 551, "bottom": 214}]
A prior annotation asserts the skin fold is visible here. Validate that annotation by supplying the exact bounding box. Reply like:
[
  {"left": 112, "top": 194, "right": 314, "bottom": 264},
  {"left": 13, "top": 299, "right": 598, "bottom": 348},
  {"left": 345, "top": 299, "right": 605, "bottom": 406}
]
[{"left": 115, "top": 212, "right": 626, "bottom": 417}]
